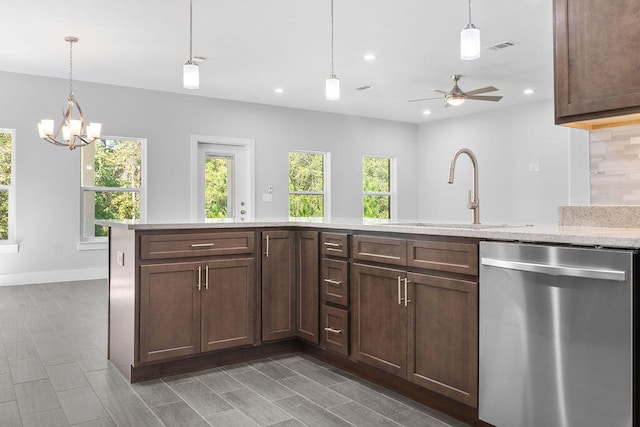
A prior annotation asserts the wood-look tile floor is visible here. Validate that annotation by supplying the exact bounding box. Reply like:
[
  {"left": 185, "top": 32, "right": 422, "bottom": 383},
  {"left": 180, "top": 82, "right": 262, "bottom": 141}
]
[{"left": 0, "top": 280, "right": 470, "bottom": 427}]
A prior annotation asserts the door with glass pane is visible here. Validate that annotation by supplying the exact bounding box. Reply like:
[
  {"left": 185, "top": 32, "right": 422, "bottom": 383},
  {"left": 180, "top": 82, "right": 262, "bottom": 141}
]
[{"left": 197, "top": 142, "right": 252, "bottom": 222}]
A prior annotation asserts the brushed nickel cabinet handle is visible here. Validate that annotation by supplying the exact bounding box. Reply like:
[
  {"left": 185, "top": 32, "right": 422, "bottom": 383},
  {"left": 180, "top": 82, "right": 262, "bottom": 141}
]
[
  {"left": 197, "top": 266, "right": 202, "bottom": 291},
  {"left": 204, "top": 265, "right": 209, "bottom": 290},
  {"left": 397, "top": 276, "right": 402, "bottom": 305},
  {"left": 324, "top": 327, "right": 342, "bottom": 334},
  {"left": 264, "top": 235, "right": 270, "bottom": 258},
  {"left": 404, "top": 278, "right": 411, "bottom": 306},
  {"left": 191, "top": 243, "right": 215, "bottom": 248},
  {"left": 323, "top": 278, "right": 342, "bottom": 285},
  {"left": 324, "top": 242, "right": 341, "bottom": 247}
]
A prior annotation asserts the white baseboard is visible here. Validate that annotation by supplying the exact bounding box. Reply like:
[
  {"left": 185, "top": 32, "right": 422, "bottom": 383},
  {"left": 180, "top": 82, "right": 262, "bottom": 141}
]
[{"left": 0, "top": 267, "right": 107, "bottom": 286}]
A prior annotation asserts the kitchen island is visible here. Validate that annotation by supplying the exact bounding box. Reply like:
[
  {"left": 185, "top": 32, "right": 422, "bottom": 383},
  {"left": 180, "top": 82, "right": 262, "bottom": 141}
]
[{"left": 106, "top": 219, "right": 639, "bottom": 427}]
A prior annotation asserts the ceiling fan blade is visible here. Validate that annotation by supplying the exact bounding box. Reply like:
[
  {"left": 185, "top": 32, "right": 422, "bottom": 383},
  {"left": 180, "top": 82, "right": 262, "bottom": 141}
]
[
  {"left": 408, "top": 97, "right": 443, "bottom": 103},
  {"left": 465, "top": 86, "right": 499, "bottom": 96},
  {"left": 428, "top": 89, "right": 449, "bottom": 95},
  {"left": 466, "top": 95, "right": 503, "bottom": 102}
]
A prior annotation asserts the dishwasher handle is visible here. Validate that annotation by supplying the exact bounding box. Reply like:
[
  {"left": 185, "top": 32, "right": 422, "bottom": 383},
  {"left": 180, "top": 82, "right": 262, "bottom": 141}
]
[{"left": 481, "top": 257, "right": 627, "bottom": 282}]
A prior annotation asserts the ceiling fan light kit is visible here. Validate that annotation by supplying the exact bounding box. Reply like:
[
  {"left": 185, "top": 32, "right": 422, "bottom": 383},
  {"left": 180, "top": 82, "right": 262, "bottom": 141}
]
[
  {"left": 183, "top": 0, "right": 199, "bottom": 89},
  {"left": 325, "top": 0, "right": 340, "bottom": 101},
  {"left": 408, "top": 75, "right": 502, "bottom": 107},
  {"left": 460, "top": 0, "right": 480, "bottom": 60}
]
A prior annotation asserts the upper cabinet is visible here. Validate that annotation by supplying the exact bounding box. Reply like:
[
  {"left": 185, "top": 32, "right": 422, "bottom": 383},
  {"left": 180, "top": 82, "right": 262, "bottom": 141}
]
[{"left": 554, "top": 0, "right": 640, "bottom": 129}]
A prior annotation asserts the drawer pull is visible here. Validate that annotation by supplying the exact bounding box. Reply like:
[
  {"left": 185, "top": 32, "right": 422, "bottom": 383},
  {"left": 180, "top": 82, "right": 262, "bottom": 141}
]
[
  {"left": 323, "top": 278, "right": 342, "bottom": 286},
  {"left": 324, "top": 327, "right": 342, "bottom": 334},
  {"left": 324, "top": 242, "right": 341, "bottom": 248},
  {"left": 190, "top": 243, "right": 215, "bottom": 248}
]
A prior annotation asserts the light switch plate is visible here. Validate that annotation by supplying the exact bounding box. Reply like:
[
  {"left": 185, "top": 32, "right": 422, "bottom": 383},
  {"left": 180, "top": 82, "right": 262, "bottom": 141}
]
[{"left": 263, "top": 194, "right": 273, "bottom": 202}]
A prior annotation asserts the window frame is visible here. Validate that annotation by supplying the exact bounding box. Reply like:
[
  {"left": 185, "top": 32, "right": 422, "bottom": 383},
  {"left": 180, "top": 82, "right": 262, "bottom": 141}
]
[
  {"left": 79, "top": 136, "right": 147, "bottom": 249},
  {"left": 0, "top": 128, "right": 17, "bottom": 253},
  {"left": 288, "top": 150, "right": 331, "bottom": 222},
  {"left": 362, "top": 155, "right": 397, "bottom": 222}
]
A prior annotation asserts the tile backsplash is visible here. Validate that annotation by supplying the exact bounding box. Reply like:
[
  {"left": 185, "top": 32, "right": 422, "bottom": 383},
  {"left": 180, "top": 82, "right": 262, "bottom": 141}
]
[{"left": 590, "top": 124, "right": 640, "bottom": 204}]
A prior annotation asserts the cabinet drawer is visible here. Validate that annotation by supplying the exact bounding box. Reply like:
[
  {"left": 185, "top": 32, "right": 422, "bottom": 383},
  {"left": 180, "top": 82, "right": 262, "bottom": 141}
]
[
  {"left": 407, "top": 240, "right": 478, "bottom": 276},
  {"left": 352, "top": 235, "right": 407, "bottom": 266},
  {"left": 321, "top": 233, "right": 349, "bottom": 258},
  {"left": 321, "top": 259, "right": 348, "bottom": 307},
  {"left": 322, "top": 305, "right": 349, "bottom": 356},
  {"left": 141, "top": 231, "right": 255, "bottom": 260}
]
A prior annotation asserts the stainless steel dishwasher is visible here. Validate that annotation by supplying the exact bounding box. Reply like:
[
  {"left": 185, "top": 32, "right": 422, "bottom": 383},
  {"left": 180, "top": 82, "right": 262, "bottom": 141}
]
[{"left": 479, "top": 241, "right": 635, "bottom": 427}]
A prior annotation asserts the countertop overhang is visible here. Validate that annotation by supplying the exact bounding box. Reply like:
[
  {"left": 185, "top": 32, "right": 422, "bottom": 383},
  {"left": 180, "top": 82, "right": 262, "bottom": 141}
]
[{"left": 100, "top": 219, "right": 640, "bottom": 249}]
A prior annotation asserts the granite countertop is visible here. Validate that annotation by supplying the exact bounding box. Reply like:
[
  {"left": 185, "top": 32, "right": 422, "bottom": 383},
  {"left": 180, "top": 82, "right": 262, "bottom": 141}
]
[{"left": 99, "top": 218, "right": 640, "bottom": 249}]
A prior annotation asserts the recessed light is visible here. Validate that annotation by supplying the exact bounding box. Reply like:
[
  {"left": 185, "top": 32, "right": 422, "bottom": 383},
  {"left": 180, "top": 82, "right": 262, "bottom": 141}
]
[
  {"left": 363, "top": 54, "right": 376, "bottom": 61},
  {"left": 274, "top": 88, "right": 284, "bottom": 94},
  {"left": 422, "top": 110, "right": 432, "bottom": 116},
  {"left": 523, "top": 88, "right": 535, "bottom": 95}
]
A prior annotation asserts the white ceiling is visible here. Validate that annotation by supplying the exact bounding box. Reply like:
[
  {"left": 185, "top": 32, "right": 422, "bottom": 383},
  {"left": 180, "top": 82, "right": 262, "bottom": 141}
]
[{"left": 0, "top": 0, "right": 553, "bottom": 124}]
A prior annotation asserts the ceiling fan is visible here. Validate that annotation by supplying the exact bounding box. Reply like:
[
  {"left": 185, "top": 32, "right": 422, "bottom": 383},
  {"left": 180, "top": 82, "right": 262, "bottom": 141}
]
[{"left": 409, "top": 75, "right": 502, "bottom": 107}]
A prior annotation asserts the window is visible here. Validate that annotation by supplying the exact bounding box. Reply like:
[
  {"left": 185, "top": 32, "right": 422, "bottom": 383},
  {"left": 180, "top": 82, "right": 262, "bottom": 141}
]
[
  {"left": 288, "top": 151, "right": 329, "bottom": 220},
  {"left": 81, "top": 137, "right": 145, "bottom": 240},
  {"left": 0, "top": 129, "right": 15, "bottom": 245},
  {"left": 363, "top": 156, "right": 394, "bottom": 220}
]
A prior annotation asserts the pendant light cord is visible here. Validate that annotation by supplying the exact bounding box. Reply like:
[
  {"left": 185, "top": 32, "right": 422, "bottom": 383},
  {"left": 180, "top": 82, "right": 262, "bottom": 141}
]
[
  {"left": 69, "top": 39, "right": 74, "bottom": 97},
  {"left": 189, "top": 0, "right": 193, "bottom": 62},
  {"left": 468, "top": 0, "right": 472, "bottom": 25},
  {"left": 330, "top": 0, "right": 334, "bottom": 75}
]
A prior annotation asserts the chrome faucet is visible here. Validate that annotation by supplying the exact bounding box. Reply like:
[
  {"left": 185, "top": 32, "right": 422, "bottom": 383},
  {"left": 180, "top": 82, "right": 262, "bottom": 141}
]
[{"left": 447, "top": 148, "right": 480, "bottom": 224}]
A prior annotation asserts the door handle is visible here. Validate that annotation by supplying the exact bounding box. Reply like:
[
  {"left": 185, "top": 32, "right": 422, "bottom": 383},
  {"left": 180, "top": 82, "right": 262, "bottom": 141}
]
[
  {"left": 324, "top": 327, "right": 342, "bottom": 334},
  {"left": 323, "top": 278, "right": 342, "bottom": 285},
  {"left": 397, "top": 276, "right": 402, "bottom": 305},
  {"left": 196, "top": 266, "right": 202, "bottom": 291},
  {"left": 204, "top": 265, "right": 209, "bottom": 290},
  {"left": 264, "top": 235, "right": 270, "bottom": 258}
]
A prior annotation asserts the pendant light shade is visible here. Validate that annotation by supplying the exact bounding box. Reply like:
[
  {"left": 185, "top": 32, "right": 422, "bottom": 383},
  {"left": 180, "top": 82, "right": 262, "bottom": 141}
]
[
  {"left": 183, "top": 0, "right": 199, "bottom": 89},
  {"left": 460, "top": 25, "right": 480, "bottom": 60},
  {"left": 326, "top": 75, "right": 340, "bottom": 101},
  {"left": 326, "top": 0, "right": 339, "bottom": 101},
  {"left": 460, "top": 0, "right": 480, "bottom": 60},
  {"left": 183, "top": 62, "right": 199, "bottom": 89}
]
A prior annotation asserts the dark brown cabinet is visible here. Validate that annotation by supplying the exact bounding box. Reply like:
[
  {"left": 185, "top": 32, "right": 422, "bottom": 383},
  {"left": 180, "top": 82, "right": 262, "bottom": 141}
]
[
  {"left": 554, "top": 0, "right": 640, "bottom": 129},
  {"left": 407, "top": 272, "right": 478, "bottom": 407},
  {"left": 351, "top": 235, "right": 479, "bottom": 407},
  {"left": 139, "top": 262, "right": 201, "bottom": 363},
  {"left": 139, "top": 258, "right": 256, "bottom": 364},
  {"left": 296, "top": 231, "right": 319, "bottom": 344},
  {"left": 352, "top": 263, "right": 407, "bottom": 378},
  {"left": 201, "top": 258, "right": 255, "bottom": 352},
  {"left": 261, "top": 230, "right": 296, "bottom": 342}
]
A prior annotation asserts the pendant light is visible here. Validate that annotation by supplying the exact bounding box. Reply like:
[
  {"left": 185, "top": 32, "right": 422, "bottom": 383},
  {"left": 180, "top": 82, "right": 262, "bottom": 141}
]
[
  {"left": 183, "top": 0, "right": 199, "bottom": 89},
  {"left": 325, "top": 0, "right": 339, "bottom": 100},
  {"left": 37, "top": 37, "right": 102, "bottom": 150},
  {"left": 460, "top": 0, "right": 480, "bottom": 60}
]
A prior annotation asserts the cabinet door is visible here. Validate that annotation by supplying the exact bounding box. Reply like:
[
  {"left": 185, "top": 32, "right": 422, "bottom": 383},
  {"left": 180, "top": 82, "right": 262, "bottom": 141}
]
[
  {"left": 296, "top": 231, "right": 319, "bottom": 344},
  {"left": 139, "top": 262, "right": 201, "bottom": 363},
  {"left": 554, "top": 0, "right": 640, "bottom": 126},
  {"left": 352, "top": 263, "right": 407, "bottom": 378},
  {"left": 262, "top": 231, "right": 296, "bottom": 342},
  {"left": 407, "top": 272, "right": 478, "bottom": 407},
  {"left": 201, "top": 258, "right": 255, "bottom": 352}
]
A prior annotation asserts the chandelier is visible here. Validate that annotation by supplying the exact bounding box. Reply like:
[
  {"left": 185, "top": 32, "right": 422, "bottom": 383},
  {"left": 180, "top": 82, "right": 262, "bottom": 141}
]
[{"left": 37, "top": 36, "right": 102, "bottom": 150}]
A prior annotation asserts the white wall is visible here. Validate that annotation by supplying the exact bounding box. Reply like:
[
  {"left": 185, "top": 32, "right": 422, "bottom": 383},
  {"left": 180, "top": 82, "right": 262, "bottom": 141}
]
[
  {"left": 417, "top": 100, "right": 590, "bottom": 224},
  {"left": 0, "top": 71, "right": 419, "bottom": 283}
]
